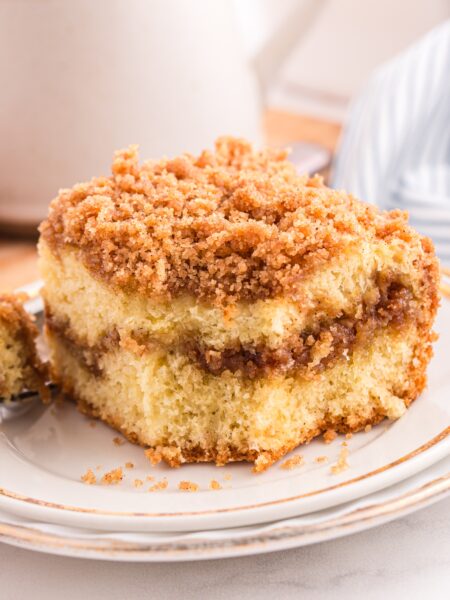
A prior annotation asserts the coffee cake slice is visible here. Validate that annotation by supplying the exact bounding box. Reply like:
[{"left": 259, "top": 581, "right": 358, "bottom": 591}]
[
  {"left": 0, "top": 294, "right": 47, "bottom": 400},
  {"left": 38, "top": 138, "right": 439, "bottom": 471}
]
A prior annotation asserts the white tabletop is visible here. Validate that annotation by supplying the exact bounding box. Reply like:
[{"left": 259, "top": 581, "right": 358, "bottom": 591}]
[{"left": 1, "top": 496, "right": 449, "bottom": 600}]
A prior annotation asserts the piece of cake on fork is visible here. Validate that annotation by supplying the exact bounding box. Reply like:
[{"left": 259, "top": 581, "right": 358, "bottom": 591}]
[
  {"left": 38, "top": 137, "right": 439, "bottom": 471},
  {"left": 0, "top": 294, "right": 47, "bottom": 401}
]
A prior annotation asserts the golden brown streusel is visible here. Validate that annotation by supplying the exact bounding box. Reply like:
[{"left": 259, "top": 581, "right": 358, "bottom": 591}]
[
  {"left": 101, "top": 467, "right": 123, "bottom": 485},
  {"left": 40, "top": 137, "right": 422, "bottom": 306},
  {"left": 81, "top": 468, "right": 96, "bottom": 484},
  {"left": 178, "top": 480, "right": 200, "bottom": 492},
  {"left": 280, "top": 454, "right": 304, "bottom": 470}
]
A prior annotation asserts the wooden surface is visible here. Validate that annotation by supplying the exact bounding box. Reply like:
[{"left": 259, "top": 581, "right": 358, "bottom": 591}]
[{"left": 0, "top": 111, "right": 341, "bottom": 292}]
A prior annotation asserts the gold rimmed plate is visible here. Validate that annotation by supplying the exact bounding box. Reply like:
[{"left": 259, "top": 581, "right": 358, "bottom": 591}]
[{"left": 0, "top": 456, "right": 448, "bottom": 561}]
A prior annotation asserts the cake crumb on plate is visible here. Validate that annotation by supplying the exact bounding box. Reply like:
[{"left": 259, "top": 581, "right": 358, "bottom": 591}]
[
  {"left": 178, "top": 480, "right": 199, "bottom": 492},
  {"left": 330, "top": 445, "right": 349, "bottom": 475},
  {"left": 149, "top": 478, "right": 168, "bottom": 492},
  {"left": 101, "top": 467, "right": 123, "bottom": 485},
  {"left": 314, "top": 455, "right": 328, "bottom": 464},
  {"left": 209, "top": 479, "right": 222, "bottom": 490},
  {"left": 280, "top": 455, "right": 304, "bottom": 470},
  {"left": 81, "top": 468, "right": 96, "bottom": 485}
]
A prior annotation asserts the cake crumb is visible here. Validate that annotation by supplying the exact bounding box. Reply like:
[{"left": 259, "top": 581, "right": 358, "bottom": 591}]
[
  {"left": 253, "top": 452, "right": 272, "bottom": 473},
  {"left": 323, "top": 429, "right": 337, "bottom": 444},
  {"left": 345, "top": 433, "right": 353, "bottom": 440},
  {"left": 209, "top": 479, "right": 222, "bottom": 490},
  {"left": 315, "top": 455, "right": 328, "bottom": 464},
  {"left": 113, "top": 436, "right": 125, "bottom": 446},
  {"left": 148, "top": 478, "right": 168, "bottom": 492},
  {"left": 330, "top": 446, "right": 349, "bottom": 475},
  {"left": 89, "top": 421, "right": 97, "bottom": 428},
  {"left": 223, "top": 473, "right": 232, "bottom": 481},
  {"left": 81, "top": 468, "right": 96, "bottom": 485},
  {"left": 146, "top": 475, "right": 155, "bottom": 482},
  {"left": 178, "top": 480, "right": 199, "bottom": 492},
  {"left": 125, "top": 462, "right": 134, "bottom": 469},
  {"left": 133, "top": 478, "right": 144, "bottom": 488},
  {"left": 280, "top": 454, "right": 304, "bottom": 470},
  {"left": 101, "top": 467, "right": 123, "bottom": 485},
  {"left": 145, "top": 448, "right": 162, "bottom": 466},
  {"left": 364, "top": 424, "right": 372, "bottom": 433}
]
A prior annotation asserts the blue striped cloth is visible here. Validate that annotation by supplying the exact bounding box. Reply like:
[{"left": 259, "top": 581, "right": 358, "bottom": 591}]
[{"left": 332, "top": 21, "right": 450, "bottom": 264}]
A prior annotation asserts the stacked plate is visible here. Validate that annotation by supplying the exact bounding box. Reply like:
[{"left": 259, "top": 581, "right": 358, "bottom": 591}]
[{"left": 0, "top": 285, "right": 449, "bottom": 562}]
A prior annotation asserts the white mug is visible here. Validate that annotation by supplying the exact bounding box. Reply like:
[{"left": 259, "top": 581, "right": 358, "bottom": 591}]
[{"left": 0, "top": 0, "right": 262, "bottom": 228}]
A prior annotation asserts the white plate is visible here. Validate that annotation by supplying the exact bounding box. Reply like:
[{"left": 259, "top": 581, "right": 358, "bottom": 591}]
[
  {"left": 0, "top": 456, "right": 448, "bottom": 562},
  {"left": 0, "top": 290, "right": 449, "bottom": 533}
]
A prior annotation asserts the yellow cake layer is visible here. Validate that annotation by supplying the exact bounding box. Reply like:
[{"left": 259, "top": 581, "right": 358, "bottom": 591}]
[
  {"left": 46, "top": 321, "right": 425, "bottom": 470},
  {"left": 39, "top": 239, "right": 425, "bottom": 351}
]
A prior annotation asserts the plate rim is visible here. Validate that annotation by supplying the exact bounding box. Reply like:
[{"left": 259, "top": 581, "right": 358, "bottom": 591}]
[
  {"left": 0, "top": 470, "right": 449, "bottom": 562},
  {"left": 0, "top": 427, "right": 448, "bottom": 520}
]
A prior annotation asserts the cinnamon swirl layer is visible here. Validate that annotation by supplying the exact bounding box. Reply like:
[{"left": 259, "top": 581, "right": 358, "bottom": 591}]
[{"left": 45, "top": 279, "right": 416, "bottom": 380}]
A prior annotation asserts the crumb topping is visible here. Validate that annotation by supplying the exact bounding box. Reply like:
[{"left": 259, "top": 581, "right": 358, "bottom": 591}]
[
  {"left": 178, "top": 480, "right": 199, "bottom": 492},
  {"left": 39, "top": 137, "right": 420, "bottom": 305},
  {"left": 81, "top": 468, "right": 96, "bottom": 484},
  {"left": 101, "top": 467, "right": 123, "bottom": 485}
]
